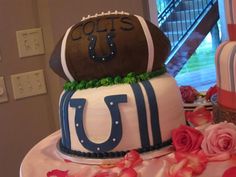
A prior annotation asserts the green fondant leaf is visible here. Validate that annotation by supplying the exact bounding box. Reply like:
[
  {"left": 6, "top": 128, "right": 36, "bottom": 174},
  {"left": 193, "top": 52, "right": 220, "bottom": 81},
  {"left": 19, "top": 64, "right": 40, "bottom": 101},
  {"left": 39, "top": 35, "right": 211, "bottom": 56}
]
[
  {"left": 126, "top": 72, "right": 136, "bottom": 78},
  {"left": 114, "top": 76, "right": 122, "bottom": 84},
  {"left": 138, "top": 72, "right": 149, "bottom": 81},
  {"left": 123, "top": 76, "right": 137, "bottom": 84},
  {"left": 86, "top": 80, "right": 98, "bottom": 88},
  {"left": 70, "top": 81, "right": 78, "bottom": 90},
  {"left": 100, "top": 77, "right": 113, "bottom": 86},
  {"left": 95, "top": 80, "right": 102, "bottom": 87},
  {"left": 64, "top": 67, "right": 166, "bottom": 91},
  {"left": 64, "top": 82, "right": 71, "bottom": 90},
  {"left": 76, "top": 80, "right": 86, "bottom": 89}
]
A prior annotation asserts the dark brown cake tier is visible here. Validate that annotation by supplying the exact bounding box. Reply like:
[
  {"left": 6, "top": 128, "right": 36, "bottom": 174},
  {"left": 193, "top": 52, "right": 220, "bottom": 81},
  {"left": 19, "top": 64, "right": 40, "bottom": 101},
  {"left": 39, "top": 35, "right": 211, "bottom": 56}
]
[
  {"left": 211, "top": 94, "right": 236, "bottom": 124},
  {"left": 50, "top": 12, "right": 170, "bottom": 81}
]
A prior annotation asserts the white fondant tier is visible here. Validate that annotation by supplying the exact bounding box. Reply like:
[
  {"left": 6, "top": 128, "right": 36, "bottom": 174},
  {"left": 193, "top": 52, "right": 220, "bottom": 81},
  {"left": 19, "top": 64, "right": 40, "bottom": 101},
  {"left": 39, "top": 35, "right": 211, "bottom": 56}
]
[
  {"left": 222, "top": 0, "right": 236, "bottom": 25},
  {"left": 59, "top": 74, "right": 185, "bottom": 155},
  {"left": 215, "top": 41, "right": 236, "bottom": 110},
  {"left": 218, "top": 0, "right": 236, "bottom": 41}
]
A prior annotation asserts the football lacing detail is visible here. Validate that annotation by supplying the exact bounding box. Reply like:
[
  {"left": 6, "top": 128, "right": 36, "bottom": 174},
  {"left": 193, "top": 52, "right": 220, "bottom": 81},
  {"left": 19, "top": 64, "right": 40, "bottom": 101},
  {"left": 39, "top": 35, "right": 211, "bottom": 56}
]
[{"left": 81, "top": 11, "right": 130, "bottom": 21}]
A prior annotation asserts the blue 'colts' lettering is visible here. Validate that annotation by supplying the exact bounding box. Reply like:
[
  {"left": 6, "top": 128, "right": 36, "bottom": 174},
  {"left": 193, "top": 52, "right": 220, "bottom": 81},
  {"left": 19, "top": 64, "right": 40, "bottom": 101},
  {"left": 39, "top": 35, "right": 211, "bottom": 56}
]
[{"left": 70, "top": 94, "right": 127, "bottom": 152}]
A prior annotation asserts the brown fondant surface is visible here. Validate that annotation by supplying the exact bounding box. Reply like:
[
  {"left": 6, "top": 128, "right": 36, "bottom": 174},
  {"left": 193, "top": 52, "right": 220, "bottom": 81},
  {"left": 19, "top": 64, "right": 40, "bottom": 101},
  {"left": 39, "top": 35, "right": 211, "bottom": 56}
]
[{"left": 50, "top": 14, "right": 170, "bottom": 81}]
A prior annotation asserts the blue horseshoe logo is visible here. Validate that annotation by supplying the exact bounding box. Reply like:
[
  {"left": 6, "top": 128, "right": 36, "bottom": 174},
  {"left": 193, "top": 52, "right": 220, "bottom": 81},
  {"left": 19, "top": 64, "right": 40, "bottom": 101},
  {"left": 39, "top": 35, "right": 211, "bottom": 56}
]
[
  {"left": 88, "top": 32, "right": 117, "bottom": 62},
  {"left": 70, "top": 94, "right": 127, "bottom": 152}
]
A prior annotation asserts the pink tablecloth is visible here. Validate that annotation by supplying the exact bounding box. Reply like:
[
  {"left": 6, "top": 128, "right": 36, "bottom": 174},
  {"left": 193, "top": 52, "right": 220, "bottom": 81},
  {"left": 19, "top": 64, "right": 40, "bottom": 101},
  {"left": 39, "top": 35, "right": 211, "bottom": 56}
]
[{"left": 20, "top": 131, "right": 236, "bottom": 177}]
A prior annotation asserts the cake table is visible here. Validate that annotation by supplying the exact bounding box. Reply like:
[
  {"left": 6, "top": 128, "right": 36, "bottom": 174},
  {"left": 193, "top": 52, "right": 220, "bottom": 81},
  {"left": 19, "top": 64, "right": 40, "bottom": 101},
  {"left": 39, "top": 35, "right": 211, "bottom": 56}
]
[{"left": 20, "top": 131, "right": 236, "bottom": 177}]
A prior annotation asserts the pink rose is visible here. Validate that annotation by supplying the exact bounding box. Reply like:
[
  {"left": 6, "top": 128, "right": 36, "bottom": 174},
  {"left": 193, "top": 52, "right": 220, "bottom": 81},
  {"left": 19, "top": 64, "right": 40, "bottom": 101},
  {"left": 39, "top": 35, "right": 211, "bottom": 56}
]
[
  {"left": 179, "top": 86, "right": 199, "bottom": 103},
  {"left": 172, "top": 125, "right": 204, "bottom": 152},
  {"left": 201, "top": 122, "right": 236, "bottom": 161}
]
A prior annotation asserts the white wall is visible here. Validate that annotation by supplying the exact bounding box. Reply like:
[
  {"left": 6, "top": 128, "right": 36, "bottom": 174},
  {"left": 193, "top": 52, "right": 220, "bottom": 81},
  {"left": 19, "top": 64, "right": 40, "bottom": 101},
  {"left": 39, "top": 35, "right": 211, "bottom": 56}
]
[{"left": 0, "top": 0, "right": 153, "bottom": 176}]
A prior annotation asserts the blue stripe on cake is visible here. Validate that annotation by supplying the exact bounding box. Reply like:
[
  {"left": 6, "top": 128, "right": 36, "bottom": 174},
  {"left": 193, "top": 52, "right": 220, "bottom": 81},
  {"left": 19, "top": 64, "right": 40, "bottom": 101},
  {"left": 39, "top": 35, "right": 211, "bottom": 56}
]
[
  {"left": 130, "top": 83, "right": 150, "bottom": 147},
  {"left": 141, "top": 80, "right": 162, "bottom": 146}
]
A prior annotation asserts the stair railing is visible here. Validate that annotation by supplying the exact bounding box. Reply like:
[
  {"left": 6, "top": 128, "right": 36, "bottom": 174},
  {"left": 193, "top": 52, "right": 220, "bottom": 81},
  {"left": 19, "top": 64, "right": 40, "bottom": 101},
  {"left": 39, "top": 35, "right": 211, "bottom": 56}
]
[
  {"left": 158, "top": 0, "right": 217, "bottom": 53},
  {"left": 158, "top": 0, "right": 181, "bottom": 25}
]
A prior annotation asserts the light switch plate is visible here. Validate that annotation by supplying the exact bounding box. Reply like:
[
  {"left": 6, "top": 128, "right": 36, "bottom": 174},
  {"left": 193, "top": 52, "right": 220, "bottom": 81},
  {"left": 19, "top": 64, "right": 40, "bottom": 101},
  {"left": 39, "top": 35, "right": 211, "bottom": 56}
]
[
  {"left": 11, "top": 70, "right": 47, "bottom": 99},
  {"left": 16, "top": 28, "right": 45, "bottom": 58},
  {"left": 0, "top": 76, "right": 8, "bottom": 103}
]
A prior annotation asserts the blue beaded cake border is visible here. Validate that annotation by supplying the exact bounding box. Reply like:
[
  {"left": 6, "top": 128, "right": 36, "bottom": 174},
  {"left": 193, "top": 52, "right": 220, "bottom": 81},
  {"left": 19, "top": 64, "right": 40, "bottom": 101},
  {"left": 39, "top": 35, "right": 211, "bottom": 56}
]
[{"left": 58, "top": 138, "right": 172, "bottom": 159}]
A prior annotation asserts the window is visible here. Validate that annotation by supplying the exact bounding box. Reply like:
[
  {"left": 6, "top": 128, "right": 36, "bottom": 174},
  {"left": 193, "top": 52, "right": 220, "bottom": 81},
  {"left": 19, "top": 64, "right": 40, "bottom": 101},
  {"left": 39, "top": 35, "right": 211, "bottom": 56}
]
[{"left": 154, "top": 0, "right": 219, "bottom": 91}]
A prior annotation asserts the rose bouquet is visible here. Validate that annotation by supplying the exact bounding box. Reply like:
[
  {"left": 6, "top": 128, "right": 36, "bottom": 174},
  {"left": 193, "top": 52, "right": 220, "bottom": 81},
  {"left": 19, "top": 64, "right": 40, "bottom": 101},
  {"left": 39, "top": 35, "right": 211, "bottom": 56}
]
[{"left": 169, "top": 122, "right": 236, "bottom": 177}]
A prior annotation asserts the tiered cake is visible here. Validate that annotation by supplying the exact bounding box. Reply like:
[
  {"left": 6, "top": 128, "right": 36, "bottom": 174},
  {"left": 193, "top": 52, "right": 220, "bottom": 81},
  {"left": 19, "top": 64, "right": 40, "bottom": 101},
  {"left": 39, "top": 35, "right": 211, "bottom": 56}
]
[
  {"left": 213, "top": 41, "right": 236, "bottom": 123},
  {"left": 50, "top": 11, "right": 185, "bottom": 162},
  {"left": 212, "top": 0, "right": 236, "bottom": 123},
  {"left": 20, "top": 11, "right": 236, "bottom": 177}
]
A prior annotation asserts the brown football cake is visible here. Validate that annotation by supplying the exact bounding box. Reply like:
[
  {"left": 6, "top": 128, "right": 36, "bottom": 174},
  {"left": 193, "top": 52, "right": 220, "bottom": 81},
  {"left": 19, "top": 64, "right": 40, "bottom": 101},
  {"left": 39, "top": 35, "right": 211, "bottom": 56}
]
[{"left": 50, "top": 12, "right": 171, "bottom": 81}]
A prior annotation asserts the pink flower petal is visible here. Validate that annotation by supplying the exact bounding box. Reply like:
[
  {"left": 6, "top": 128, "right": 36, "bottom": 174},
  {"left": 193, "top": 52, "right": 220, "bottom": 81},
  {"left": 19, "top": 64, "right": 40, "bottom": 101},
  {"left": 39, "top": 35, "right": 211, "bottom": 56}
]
[
  {"left": 116, "top": 151, "right": 142, "bottom": 169},
  {"left": 124, "top": 150, "right": 140, "bottom": 161},
  {"left": 64, "top": 159, "right": 72, "bottom": 163},
  {"left": 186, "top": 106, "right": 213, "bottom": 127},
  {"left": 174, "top": 167, "right": 193, "bottom": 177},
  {"left": 207, "top": 152, "right": 231, "bottom": 161},
  {"left": 116, "top": 160, "right": 126, "bottom": 169},
  {"left": 222, "top": 166, "right": 236, "bottom": 177},
  {"left": 47, "top": 169, "right": 69, "bottom": 177},
  {"left": 93, "top": 171, "right": 118, "bottom": 177},
  {"left": 119, "top": 168, "right": 138, "bottom": 177},
  {"left": 174, "top": 151, "right": 208, "bottom": 175},
  {"left": 169, "top": 159, "right": 189, "bottom": 175}
]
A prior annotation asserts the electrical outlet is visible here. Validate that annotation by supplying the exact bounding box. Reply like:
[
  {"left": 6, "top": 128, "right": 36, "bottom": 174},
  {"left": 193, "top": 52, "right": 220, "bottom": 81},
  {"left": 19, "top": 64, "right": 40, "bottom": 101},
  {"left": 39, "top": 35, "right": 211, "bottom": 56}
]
[
  {"left": 0, "top": 76, "right": 8, "bottom": 103},
  {"left": 11, "top": 70, "right": 47, "bottom": 99},
  {"left": 16, "top": 28, "right": 45, "bottom": 58}
]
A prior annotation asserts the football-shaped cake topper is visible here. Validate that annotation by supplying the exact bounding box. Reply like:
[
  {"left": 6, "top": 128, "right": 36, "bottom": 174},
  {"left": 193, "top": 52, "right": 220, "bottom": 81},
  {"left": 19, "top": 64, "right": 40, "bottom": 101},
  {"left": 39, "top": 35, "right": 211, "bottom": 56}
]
[{"left": 50, "top": 11, "right": 171, "bottom": 81}]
